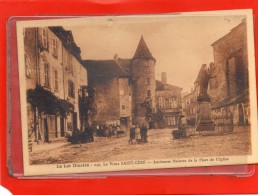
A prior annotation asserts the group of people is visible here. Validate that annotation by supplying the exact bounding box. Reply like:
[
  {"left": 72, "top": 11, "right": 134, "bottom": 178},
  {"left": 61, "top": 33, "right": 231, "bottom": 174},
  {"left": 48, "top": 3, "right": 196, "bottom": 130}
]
[
  {"left": 129, "top": 123, "right": 148, "bottom": 144},
  {"left": 95, "top": 124, "right": 122, "bottom": 138},
  {"left": 67, "top": 124, "right": 94, "bottom": 144},
  {"left": 68, "top": 122, "right": 149, "bottom": 145}
]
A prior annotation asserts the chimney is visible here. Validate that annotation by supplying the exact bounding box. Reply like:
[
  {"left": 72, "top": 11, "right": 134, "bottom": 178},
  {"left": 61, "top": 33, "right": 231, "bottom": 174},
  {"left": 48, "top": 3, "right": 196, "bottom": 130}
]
[{"left": 161, "top": 72, "right": 167, "bottom": 84}]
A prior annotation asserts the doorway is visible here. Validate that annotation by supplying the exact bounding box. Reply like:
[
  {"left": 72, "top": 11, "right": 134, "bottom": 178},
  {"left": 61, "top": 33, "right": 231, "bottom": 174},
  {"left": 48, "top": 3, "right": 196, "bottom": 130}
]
[
  {"left": 73, "top": 112, "right": 78, "bottom": 130},
  {"left": 60, "top": 117, "right": 65, "bottom": 137},
  {"left": 238, "top": 104, "right": 245, "bottom": 125}
]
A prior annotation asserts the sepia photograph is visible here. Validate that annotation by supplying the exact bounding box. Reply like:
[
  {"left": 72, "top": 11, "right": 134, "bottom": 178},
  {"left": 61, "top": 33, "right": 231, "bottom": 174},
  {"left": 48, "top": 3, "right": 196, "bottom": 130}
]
[{"left": 16, "top": 10, "right": 258, "bottom": 176}]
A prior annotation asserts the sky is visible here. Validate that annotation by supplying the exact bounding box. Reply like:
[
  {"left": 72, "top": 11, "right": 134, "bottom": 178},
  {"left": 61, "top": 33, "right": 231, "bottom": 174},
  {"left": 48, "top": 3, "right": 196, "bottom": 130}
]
[{"left": 64, "top": 14, "right": 245, "bottom": 93}]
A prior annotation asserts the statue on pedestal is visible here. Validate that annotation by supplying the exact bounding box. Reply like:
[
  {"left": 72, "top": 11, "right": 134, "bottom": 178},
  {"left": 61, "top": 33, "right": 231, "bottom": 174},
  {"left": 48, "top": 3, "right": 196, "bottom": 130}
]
[
  {"left": 197, "top": 64, "right": 211, "bottom": 102},
  {"left": 195, "top": 64, "right": 215, "bottom": 131}
]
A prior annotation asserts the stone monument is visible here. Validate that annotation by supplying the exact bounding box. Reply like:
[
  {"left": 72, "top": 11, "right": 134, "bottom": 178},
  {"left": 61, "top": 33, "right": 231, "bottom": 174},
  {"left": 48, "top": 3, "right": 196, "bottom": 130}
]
[{"left": 196, "top": 64, "right": 215, "bottom": 131}]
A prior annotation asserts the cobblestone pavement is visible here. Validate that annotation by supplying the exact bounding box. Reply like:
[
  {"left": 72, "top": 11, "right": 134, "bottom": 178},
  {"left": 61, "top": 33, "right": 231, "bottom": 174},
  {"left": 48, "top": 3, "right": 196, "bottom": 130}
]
[{"left": 30, "top": 126, "right": 251, "bottom": 165}]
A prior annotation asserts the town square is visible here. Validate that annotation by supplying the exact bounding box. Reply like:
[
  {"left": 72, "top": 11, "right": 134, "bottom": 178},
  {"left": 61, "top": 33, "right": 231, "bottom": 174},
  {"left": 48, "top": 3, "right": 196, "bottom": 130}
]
[{"left": 17, "top": 11, "right": 257, "bottom": 175}]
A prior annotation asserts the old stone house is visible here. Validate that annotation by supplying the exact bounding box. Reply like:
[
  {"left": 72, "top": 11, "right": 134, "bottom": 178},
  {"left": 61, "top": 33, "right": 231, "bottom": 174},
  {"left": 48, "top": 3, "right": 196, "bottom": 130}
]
[
  {"left": 83, "top": 36, "right": 182, "bottom": 129},
  {"left": 83, "top": 59, "right": 132, "bottom": 130},
  {"left": 156, "top": 72, "right": 182, "bottom": 128},
  {"left": 209, "top": 19, "right": 249, "bottom": 126},
  {"left": 181, "top": 88, "right": 197, "bottom": 126},
  {"left": 24, "top": 27, "right": 87, "bottom": 143}
]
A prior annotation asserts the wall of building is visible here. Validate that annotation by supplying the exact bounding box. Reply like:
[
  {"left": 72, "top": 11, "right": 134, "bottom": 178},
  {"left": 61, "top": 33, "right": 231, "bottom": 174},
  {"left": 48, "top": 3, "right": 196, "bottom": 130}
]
[
  {"left": 131, "top": 58, "right": 156, "bottom": 125},
  {"left": 156, "top": 88, "right": 181, "bottom": 127},
  {"left": 182, "top": 91, "right": 197, "bottom": 125},
  {"left": 209, "top": 21, "right": 248, "bottom": 104},
  {"left": 119, "top": 78, "right": 132, "bottom": 118},
  {"left": 209, "top": 21, "right": 249, "bottom": 126},
  {"left": 91, "top": 77, "right": 120, "bottom": 124},
  {"left": 25, "top": 27, "right": 88, "bottom": 142},
  {"left": 24, "top": 28, "right": 38, "bottom": 141}
]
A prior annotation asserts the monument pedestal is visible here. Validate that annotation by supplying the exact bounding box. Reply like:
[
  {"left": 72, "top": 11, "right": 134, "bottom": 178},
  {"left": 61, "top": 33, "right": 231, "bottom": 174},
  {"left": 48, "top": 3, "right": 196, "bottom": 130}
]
[{"left": 196, "top": 100, "right": 215, "bottom": 131}]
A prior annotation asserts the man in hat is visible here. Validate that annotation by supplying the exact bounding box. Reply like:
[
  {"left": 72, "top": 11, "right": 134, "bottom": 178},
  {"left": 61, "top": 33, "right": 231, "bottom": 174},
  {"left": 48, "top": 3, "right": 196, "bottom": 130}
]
[{"left": 129, "top": 125, "right": 136, "bottom": 144}]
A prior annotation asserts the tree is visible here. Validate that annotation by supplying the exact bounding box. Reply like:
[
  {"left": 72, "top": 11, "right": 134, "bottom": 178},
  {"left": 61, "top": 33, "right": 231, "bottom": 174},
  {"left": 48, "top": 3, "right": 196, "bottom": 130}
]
[
  {"left": 153, "top": 109, "right": 166, "bottom": 128},
  {"left": 78, "top": 85, "right": 97, "bottom": 130},
  {"left": 140, "top": 92, "right": 154, "bottom": 123}
]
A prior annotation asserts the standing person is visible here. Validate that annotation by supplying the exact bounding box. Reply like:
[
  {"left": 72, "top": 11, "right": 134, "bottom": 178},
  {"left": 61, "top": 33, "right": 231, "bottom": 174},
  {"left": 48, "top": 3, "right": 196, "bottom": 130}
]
[
  {"left": 135, "top": 125, "right": 141, "bottom": 143},
  {"left": 108, "top": 125, "right": 112, "bottom": 138},
  {"left": 141, "top": 123, "right": 148, "bottom": 143},
  {"left": 129, "top": 125, "right": 136, "bottom": 144},
  {"left": 104, "top": 124, "right": 109, "bottom": 137},
  {"left": 100, "top": 124, "right": 104, "bottom": 137},
  {"left": 89, "top": 124, "right": 94, "bottom": 142},
  {"left": 140, "top": 124, "right": 144, "bottom": 143}
]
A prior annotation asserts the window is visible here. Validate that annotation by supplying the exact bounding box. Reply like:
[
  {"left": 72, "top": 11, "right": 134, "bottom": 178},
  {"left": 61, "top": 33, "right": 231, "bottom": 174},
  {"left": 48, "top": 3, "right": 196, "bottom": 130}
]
[
  {"left": 68, "top": 80, "right": 75, "bottom": 98},
  {"left": 42, "top": 28, "right": 48, "bottom": 49},
  {"left": 146, "top": 78, "right": 150, "bottom": 85},
  {"left": 25, "top": 55, "right": 32, "bottom": 78},
  {"left": 122, "top": 105, "right": 125, "bottom": 110},
  {"left": 54, "top": 70, "right": 58, "bottom": 91},
  {"left": 168, "top": 98, "right": 172, "bottom": 108},
  {"left": 52, "top": 37, "right": 58, "bottom": 58},
  {"left": 172, "top": 97, "right": 177, "bottom": 108},
  {"left": 145, "top": 61, "right": 150, "bottom": 67},
  {"left": 119, "top": 89, "right": 124, "bottom": 95},
  {"left": 158, "top": 97, "right": 165, "bottom": 108},
  {"left": 67, "top": 52, "right": 73, "bottom": 74},
  {"left": 167, "top": 117, "right": 176, "bottom": 126},
  {"left": 44, "top": 63, "right": 50, "bottom": 87}
]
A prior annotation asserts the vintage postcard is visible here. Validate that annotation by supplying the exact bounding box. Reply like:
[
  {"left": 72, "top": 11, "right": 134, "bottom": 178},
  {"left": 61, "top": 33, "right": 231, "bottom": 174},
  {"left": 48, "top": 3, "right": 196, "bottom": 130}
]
[{"left": 16, "top": 9, "right": 258, "bottom": 176}]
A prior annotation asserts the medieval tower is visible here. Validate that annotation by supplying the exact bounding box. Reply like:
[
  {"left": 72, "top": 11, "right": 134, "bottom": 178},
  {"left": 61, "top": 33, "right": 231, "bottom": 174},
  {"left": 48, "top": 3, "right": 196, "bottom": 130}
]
[{"left": 131, "top": 36, "right": 156, "bottom": 127}]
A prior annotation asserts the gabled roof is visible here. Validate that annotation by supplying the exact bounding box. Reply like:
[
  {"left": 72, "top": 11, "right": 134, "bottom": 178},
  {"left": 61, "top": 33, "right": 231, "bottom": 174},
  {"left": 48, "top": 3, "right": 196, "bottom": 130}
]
[
  {"left": 49, "top": 26, "right": 81, "bottom": 61},
  {"left": 83, "top": 60, "right": 129, "bottom": 78},
  {"left": 211, "top": 19, "right": 246, "bottom": 47},
  {"left": 156, "top": 80, "right": 182, "bottom": 92},
  {"left": 133, "top": 36, "right": 155, "bottom": 61},
  {"left": 116, "top": 58, "right": 131, "bottom": 73}
]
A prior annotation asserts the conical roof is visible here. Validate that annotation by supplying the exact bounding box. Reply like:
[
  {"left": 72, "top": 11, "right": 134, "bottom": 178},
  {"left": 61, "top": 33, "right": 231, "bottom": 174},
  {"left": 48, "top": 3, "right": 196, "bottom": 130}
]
[{"left": 133, "top": 36, "right": 155, "bottom": 61}]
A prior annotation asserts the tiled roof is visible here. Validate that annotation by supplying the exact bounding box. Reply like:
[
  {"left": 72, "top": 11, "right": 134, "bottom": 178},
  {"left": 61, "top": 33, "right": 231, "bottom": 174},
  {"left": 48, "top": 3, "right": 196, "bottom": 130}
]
[
  {"left": 49, "top": 26, "right": 81, "bottom": 61},
  {"left": 156, "top": 80, "right": 182, "bottom": 92},
  {"left": 133, "top": 36, "right": 155, "bottom": 61},
  {"left": 212, "top": 91, "right": 248, "bottom": 109},
  {"left": 116, "top": 58, "right": 131, "bottom": 73},
  {"left": 83, "top": 60, "right": 129, "bottom": 77}
]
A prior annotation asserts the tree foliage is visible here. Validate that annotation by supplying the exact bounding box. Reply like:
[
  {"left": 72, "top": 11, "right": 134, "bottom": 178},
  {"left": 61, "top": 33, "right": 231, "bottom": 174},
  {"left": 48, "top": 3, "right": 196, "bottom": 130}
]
[
  {"left": 27, "top": 85, "right": 74, "bottom": 117},
  {"left": 140, "top": 95, "right": 154, "bottom": 122},
  {"left": 79, "top": 85, "right": 97, "bottom": 128}
]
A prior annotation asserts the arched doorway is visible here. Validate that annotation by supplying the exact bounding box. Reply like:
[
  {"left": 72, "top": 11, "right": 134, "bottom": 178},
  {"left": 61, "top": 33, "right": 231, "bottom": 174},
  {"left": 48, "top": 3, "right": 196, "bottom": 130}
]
[{"left": 238, "top": 104, "right": 245, "bottom": 125}]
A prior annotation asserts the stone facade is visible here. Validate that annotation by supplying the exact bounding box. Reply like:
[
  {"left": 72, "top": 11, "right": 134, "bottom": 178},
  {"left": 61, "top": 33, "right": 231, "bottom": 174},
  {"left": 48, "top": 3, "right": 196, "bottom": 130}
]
[
  {"left": 131, "top": 36, "right": 156, "bottom": 127},
  {"left": 84, "top": 36, "right": 182, "bottom": 129},
  {"left": 24, "top": 27, "right": 87, "bottom": 142},
  {"left": 156, "top": 73, "right": 182, "bottom": 128},
  {"left": 209, "top": 19, "right": 249, "bottom": 126},
  {"left": 83, "top": 59, "right": 131, "bottom": 129},
  {"left": 183, "top": 19, "right": 249, "bottom": 132},
  {"left": 182, "top": 89, "right": 197, "bottom": 126}
]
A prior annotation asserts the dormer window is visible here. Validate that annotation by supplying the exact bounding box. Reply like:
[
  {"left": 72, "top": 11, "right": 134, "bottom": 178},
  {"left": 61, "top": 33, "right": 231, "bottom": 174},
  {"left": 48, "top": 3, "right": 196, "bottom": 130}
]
[
  {"left": 67, "top": 36, "right": 71, "bottom": 44},
  {"left": 42, "top": 28, "right": 48, "bottom": 49},
  {"left": 52, "top": 36, "right": 58, "bottom": 58}
]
